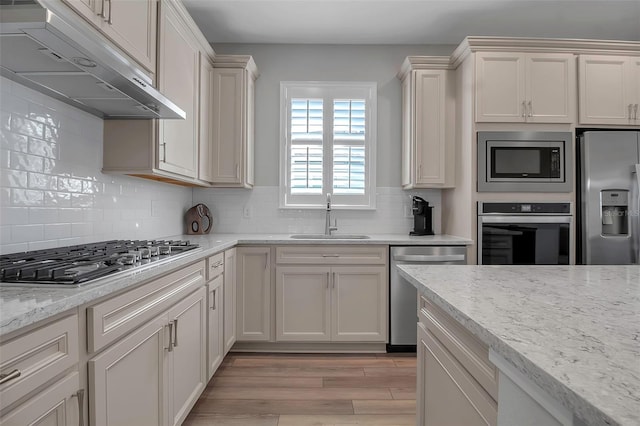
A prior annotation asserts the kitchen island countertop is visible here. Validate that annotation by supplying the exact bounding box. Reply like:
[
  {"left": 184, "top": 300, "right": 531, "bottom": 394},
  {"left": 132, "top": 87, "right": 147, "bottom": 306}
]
[
  {"left": 397, "top": 264, "right": 640, "bottom": 426},
  {"left": 0, "top": 233, "right": 471, "bottom": 337}
]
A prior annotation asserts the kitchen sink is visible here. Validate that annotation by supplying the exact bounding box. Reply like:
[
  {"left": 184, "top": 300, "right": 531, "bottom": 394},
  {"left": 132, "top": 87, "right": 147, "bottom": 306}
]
[{"left": 289, "top": 234, "right": 370, "bottom": 240}]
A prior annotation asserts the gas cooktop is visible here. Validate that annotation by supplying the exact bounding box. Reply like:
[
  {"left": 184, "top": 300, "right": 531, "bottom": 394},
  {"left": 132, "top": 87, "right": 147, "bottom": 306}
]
[{"left": 0, "top": 240, "right": 200, "bottom": 287}]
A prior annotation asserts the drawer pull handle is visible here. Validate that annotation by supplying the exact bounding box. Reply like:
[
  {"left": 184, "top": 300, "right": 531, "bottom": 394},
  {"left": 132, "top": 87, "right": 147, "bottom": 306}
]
[
  {"left": 322, "top": 254, "right": 340, "bottom": 257},
  {"left": 74, "top": 389, "right": 85, "bottom": 426},
  {"left": 173, "top": 319, "right": 179, "bottom": 348},
  {"left": 0, "top": 369, "right": 21, "bottom": 384},
  {"left": 212, "top": 289, "right": 217, "bottom": 310},
  {"left": 167, "top": 322, "right": 174, "bottom": 352}
]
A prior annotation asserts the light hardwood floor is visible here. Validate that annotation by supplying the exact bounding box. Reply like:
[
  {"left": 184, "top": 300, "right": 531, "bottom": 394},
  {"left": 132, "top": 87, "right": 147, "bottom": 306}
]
[{"left": 184, "top": 353, "right": 417, "bottom": 426}]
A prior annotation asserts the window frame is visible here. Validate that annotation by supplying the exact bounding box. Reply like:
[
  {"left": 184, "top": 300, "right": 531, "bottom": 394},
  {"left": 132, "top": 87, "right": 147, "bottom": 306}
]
[{"left": 279, "top": 81, "right": 377, "bottom": 209}]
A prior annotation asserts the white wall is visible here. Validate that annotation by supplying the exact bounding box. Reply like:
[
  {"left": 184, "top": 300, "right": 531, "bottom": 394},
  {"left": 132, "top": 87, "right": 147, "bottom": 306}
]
[
  {"left": 0, "top": 77, "right": 194, "bottom": 254},
  {"left": 193, "top": 43, "right": 453, "bottom": 234}
]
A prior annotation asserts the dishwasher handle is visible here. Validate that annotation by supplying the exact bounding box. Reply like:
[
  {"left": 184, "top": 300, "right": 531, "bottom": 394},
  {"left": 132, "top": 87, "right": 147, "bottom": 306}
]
[{"left": 393, "top": 254, "right": 466, "bottom": 263}]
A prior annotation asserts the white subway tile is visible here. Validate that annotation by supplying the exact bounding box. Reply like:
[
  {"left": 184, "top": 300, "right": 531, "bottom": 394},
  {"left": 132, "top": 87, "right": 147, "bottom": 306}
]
[
  {"left": 1, "top": 131, "right": 29, "bottom": 152},
  {"left": 44, "top": 223, "right": 71, "bottom": 240},
  {"left": 28, "top": 207, "right": 58, "bottom": 224},
  {"left": 11, "top": 224, "right": 44, "bottom": 243},
  {"left": 58, "top": 208, "right": 84, "bottom": 222},
  {"left": 10, "top": 115, "right": 45, "bottom": 139},
  {"left": 28, "top": 239, "right": 60, "bottom": 251},
  {"left": 1, "top": 207, "right": 29, "bottom": 225},
  {"left": 0, "top": 243, "right": 28, "bottom": 254},
  {"left": 9, "top": 151, "right": 44, "bottom": 173},
  {"left": 71, "top": 222, "right": 93, "bottom": 237},
  {"left": 11, "top": 188, "right": 44, "bottom": 206},
  {"left": 28, "top": 138, "right": 58, "bottom": 159},
  {"left": 1, "top": 169, "right": 28, "bottom": 188},
  {"left": 28, "top": 172, "right": 58, "bottom": 190},
  {"left": 44, "top": 191, "right": 72, "bottom": 207}
]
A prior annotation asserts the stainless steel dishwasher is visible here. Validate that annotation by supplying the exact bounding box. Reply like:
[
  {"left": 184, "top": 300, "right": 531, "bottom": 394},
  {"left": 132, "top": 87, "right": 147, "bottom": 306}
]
[{"left": 388, "top": 246, "right": 467, "bottom": 351}]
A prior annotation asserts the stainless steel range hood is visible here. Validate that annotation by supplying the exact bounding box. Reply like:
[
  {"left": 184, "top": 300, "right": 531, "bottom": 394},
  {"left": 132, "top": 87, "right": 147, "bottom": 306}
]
[{"left": 0, "top": 1, "right": 185, "bottom": 119}]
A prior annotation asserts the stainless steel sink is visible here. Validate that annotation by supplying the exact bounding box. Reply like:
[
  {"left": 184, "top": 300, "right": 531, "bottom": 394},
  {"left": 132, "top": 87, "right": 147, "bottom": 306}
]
[{"left": 289, "top": 234, "right": 370, "bottom": 240}]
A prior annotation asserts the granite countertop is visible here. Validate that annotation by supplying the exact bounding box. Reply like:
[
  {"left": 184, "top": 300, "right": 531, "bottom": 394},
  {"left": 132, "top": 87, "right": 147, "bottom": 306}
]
[
  {"left": 0, "top": 233, "right": 471, "bottom": 337},
  {"left": 396, "top": 264, "right": 640, "bottom": 426}
]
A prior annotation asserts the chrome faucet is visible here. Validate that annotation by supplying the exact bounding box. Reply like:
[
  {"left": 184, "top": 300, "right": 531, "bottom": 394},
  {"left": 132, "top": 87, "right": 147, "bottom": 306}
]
[{"left": 325, "top": 193, "right": 338, "bottom": 235}]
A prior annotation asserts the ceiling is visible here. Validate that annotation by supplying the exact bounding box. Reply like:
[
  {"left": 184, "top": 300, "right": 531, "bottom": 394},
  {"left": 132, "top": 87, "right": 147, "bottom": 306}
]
[{"left": 181, "top": 0, "right": 640, "bottom": 46}]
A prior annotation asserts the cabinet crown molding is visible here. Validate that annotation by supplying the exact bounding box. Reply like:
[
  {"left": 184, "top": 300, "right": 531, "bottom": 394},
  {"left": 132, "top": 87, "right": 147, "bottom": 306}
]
[
  {"left": 397, "top": 56, "right": 453, "bottom": 79},
  {"left": 450, "top": 36, "right": 640, "bottom": 68},
  {"left": 213, "top": 55, "right": 259, "bottom": 78}
]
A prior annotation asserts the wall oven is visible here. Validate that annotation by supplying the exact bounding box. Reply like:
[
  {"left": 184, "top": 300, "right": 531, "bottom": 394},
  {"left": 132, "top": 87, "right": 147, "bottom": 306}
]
[
  {"left": 478, "top": 202, "right": 572, "bottom": 265},
  {"left": 477, "top": 131, "right": 572, "bottom": 192}
]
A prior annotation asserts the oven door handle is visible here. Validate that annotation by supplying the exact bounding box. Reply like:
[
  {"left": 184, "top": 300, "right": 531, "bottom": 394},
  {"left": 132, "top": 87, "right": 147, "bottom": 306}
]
[
  {"left": 393, "top": 254, "right": 466, "bottom": 263},
  {"left": 479, "top": 215, "right": 572, "bottom": 224},
  {"left": 631, "top": 164, "right": 640, "bottom": 264}
]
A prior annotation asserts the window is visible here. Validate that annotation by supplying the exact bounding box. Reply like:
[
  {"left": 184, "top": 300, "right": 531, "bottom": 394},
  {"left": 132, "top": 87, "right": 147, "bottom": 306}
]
[{"left": 280, "top": 82, "right": 377, "bottom": 209}]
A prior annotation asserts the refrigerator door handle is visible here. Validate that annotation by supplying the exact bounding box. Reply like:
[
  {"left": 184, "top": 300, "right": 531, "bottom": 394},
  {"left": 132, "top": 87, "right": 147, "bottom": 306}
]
[{"left": 632, "top": 164, "right": 640, "bottom": 264}]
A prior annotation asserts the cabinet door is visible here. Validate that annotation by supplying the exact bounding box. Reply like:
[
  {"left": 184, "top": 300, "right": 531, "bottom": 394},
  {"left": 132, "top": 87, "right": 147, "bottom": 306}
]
[
  {"left": 198, "top": 53, "right": 214, "bottom": 183},
  {"left": 275, "top": 266, "right": 331, "bottom": 342},
  {"left": 331, "top": 266, "right": 387, "bottom": 342},
  {"left": 167, "top": 287, "right": 207, "bottom": 426},
  {"left": 245, "top": 70, "right": 255, "bottom": 187},
  {"left": 100, "top": 0, "right": 157, "bottom": 73},
  {"left": 526, "top": 54, "right": 575, "bottom": 123},
  {"left": 223, "top": 248, "right": 237, "bottom": 353},
  {"left": 157, "top": 3, "right": 199, "bottom": 178},
  {"left": 207, "top": 276, "right": 224, "bottom": 380},
  {"left": 236, "top": 247, "right": 272, "bottom": 341},
  {"left": 89, "top": 316, "right": 168, "bottom": 426},
  {"left": 475, "top": 52, "right": 525, "bottom": 122},
  {"left": 417, "top": 323, "right": 496, "bottom": 426},
  {"left": 632, "top": 57, "right": 640, "bottom": 122},
  {"left": 210, "top": 68, "right": 244, "bottom": 184},
  {"left": 415, "top": 70, "right": 447, "bottom": 186},
  {"left": 400, "top": 73, "right": 413, "bottom": 188},
  {"left": 579, "top": 55, "right": 631, "bottom": 125},
  {"left": 0, "top": 372, "right": 80, "bottom": 426}
]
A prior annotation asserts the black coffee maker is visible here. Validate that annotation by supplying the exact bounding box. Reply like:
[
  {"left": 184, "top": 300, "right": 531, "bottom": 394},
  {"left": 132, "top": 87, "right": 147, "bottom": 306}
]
[{"left": 409, "top": 196, "right": 434, "bottom": 236}]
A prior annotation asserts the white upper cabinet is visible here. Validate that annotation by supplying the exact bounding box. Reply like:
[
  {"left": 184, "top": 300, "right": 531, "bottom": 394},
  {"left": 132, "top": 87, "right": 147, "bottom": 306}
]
[
  {"left": 399, "top": 60, "right": 455, "bottom": 189},
  {"left": 157, "top": 1, "right": 199, "bottom": 178},
  {"left": 209, "top": 56, "right": 258, "bottom": 188},
  {"left": 61, "top": 0, "right": 157, "bottom": 74},
  {"left": 475, "top": 52, "right": 575, "bottom": 123},
  {"left": 579, "top": 55, "right": 640, "bottom": 125}
]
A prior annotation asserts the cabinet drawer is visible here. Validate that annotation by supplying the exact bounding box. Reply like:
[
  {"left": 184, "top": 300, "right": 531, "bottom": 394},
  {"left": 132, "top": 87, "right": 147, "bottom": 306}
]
[
  {"left": 419, "top": 322, "right": 497, "bottom": 426},
  {"left": 207, "top": 252, "right": 224, "bottom": 280},
  {"left": 87, "top": 261, "right": 205, "bottom": 353},
  {"left": 276, "top": 246, "right": 387, "bottom": 265},
  {"left": 0, "top": 314, "right": 79, "bottom": 409},
  {"left": 419, "top": 295, "right": 498, "bottom": 400}
]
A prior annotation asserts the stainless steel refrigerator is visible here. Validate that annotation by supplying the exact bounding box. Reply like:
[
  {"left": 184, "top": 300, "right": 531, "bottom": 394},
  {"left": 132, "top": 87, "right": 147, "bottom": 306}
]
[{"left": 578, "top": 131, "right": 640, "bottom": 264}]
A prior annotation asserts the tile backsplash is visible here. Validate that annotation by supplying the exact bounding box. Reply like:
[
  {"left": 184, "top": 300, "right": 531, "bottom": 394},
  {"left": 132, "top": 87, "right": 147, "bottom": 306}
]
[
  {"left": 193, "top": 186, "right": 442, "bottom": 235},
  {"left": 0, "top": 77, "right": 193, "bottom": 254},
  {"left": 1, "top": 77, "right": 443, "bottom": 254}
]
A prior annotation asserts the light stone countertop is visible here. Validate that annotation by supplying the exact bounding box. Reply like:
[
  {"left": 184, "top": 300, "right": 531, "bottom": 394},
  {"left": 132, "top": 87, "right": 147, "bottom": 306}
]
[
  {"left": 0, "top": 233, "right": 471, "bottom": 337},
  {"left": 396, "top": 264, "right": 640, "bottom": 426}
]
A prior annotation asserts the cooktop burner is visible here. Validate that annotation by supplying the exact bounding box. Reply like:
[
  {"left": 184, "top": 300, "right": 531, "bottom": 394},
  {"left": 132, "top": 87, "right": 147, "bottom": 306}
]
[{"left": 0, "top": 240, "right": 200, "bottom": 286}]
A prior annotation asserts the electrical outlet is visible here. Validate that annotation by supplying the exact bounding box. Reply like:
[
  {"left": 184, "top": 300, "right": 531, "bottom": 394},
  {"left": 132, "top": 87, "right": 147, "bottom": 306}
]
[
  {"left": 243, "top": 205, "right": 252, "bottom": 218},
  {"left": 404, "top": 204, "right": 413, "bottom": 218}
]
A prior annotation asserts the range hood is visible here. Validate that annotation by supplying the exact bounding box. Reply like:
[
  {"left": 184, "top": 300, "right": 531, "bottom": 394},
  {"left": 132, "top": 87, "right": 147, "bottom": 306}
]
[{"left": 0, "top": 1, "right": 185, "bottom": 119}]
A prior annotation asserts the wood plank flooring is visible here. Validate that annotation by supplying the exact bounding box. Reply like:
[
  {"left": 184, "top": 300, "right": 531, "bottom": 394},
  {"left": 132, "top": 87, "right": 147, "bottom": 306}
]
[{"left": 184, "top": 353, "right": 417, "bottom": 426}]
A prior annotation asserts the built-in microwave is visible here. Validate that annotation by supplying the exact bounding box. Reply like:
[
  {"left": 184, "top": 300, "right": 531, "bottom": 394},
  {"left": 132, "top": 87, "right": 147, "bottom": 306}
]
[{"left": 477, "top": 131, "right": 572, "bottom": 192}]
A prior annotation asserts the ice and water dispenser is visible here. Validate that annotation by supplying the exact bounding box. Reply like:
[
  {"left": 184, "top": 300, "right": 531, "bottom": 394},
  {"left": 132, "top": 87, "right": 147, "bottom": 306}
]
[{"left": 601, "top": 190, "right": 629, "bottom": 236}]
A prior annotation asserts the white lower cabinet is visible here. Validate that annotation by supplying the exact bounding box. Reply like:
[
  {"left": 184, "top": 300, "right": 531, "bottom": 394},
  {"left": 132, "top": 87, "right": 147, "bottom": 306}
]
[
  {"left": 236, "top": 247, "right": 272, "bottom": 342},
  {"left": 0, "top": 372, "right": 81, "bottom": 426},
  {"left": 223, "top": 248, "right": 237, "bottom": 353},
  {"left": 274, "top": 246, "right": 388, "bottom": 344},
  {"left": 276, "top": 265, "right": 387, "bottom": 342},
  {"left": 417, "top": 295, "right": 497, "bottom": 426},
  {"left": 88, "top": 286, "right": 207, "bottom": 426},
  {"left": 207, "top": 275, "right": 224, "bottom": 379},
  {"left": 276, "top": 267, "right": 332, "bottom": 341}
]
